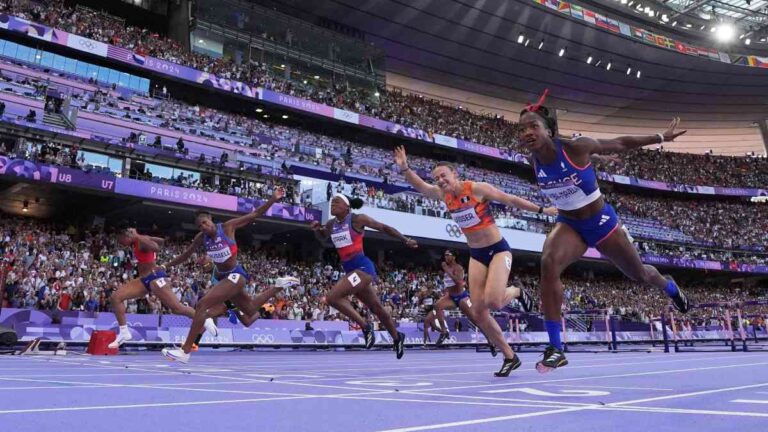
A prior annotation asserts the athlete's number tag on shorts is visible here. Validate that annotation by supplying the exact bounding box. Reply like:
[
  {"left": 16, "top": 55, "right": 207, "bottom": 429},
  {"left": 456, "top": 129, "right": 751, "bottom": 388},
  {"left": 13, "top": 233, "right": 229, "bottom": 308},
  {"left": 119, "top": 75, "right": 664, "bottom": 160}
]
[
  {"left": 347, "top": 273, "right": 361, "bottom": 287},
  {"left": 504, "top": 256, "right": 512, "bottom": 270},
  {"left": 227, "top": 273, "right": 241, "bottom": 284},
  {"left": 155, "top": 278, "right": 167, "bottom": 288}
]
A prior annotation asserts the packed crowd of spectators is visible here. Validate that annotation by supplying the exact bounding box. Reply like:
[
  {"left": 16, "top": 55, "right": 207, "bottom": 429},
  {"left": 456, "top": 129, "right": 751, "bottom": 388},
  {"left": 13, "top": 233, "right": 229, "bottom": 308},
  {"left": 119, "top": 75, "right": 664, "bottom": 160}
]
[
  {"left": 2, "top": 215, "right": 766, "bottom": 329},
  {"left": 2, "top": 0, "right": 766, "bottom": 190},
  {"left": 2, "top": 64, "right": 766, "bottom": 258}
]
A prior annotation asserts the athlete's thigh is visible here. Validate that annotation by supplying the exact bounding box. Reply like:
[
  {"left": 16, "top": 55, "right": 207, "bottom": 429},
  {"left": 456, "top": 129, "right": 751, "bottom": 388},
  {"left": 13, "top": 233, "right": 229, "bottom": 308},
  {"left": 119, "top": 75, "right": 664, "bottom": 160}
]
[
  {"left": 436, "top": 294, "right": 456, "bottom": 311},
  {"left": 595, "top": 225, "right": 646, "bottom": 278},
  {"left": 467, "top": 258, "right": 488, "bottom": 308},
  {"left": 332, "top": 270, "right": 373, "bottom": 298},
  {"left": 113, "top": 279, "right": 146, "bottom": 300},
  {"left": 542, "top": 222, "right": 588, "bottom": 274},
  {"left": 485, "top": 251, "right": 513, "bottom": 294}
]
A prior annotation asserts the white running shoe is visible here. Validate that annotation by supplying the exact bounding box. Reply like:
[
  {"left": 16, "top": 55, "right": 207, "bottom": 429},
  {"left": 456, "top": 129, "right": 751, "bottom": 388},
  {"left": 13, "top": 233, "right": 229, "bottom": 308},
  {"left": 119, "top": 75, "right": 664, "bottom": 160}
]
[
  {"left": 204, "top": 317, "right": 219, "bottom": 337},
  {"left": 161, "top": 348, "right": 190, "bottom": 364},
  {"left": 275, "top": 276, "right": 301, "bottom": 290},
  {"left": 108, "top": 331, "right": 132, "bottom": 349}
]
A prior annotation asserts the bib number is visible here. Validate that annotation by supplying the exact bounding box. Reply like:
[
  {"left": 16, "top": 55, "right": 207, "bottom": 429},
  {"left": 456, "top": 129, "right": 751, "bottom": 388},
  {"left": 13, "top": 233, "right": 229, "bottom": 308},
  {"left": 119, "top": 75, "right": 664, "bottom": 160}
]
[
  {"left": 347, "top": 273, "right": 361, "bottom": 287},
  {"left": 227, "top": 273, "right": 242, "bottom": 284}
]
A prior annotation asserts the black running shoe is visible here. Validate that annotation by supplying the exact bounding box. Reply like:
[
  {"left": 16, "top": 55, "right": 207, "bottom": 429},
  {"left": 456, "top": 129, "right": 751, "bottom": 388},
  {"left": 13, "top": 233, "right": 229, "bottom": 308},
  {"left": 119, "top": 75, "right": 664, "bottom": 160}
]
[
  {"left": 489, "top": 344, "right": 498, "bottom": 357},
  {"left": 362, "top": 324, "right": 376, "bottom": 349},
  {"left": 535, "top": 345, "right": 568, "bottom": 373},
  {"left": 494, "top": 354, "right": 522, "bottom": 377},
  {"left": 517, "top": 288, "right": 534, "bottom": 313},
  {"left": 665, "top": 277, "right": 690, "bottom": 313},
  {"left": 394, "top": 332, "right": 405, "bottom": 359},
  {"left": 435, "top": 332, "right": 450, "bottom": 347}
]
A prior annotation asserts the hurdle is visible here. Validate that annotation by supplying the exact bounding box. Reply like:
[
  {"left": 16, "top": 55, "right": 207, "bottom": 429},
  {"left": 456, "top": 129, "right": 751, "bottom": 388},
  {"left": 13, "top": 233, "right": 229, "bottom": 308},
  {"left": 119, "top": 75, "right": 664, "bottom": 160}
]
[{"left": 661, "top": 300, "right": 768, "bottom": 353}]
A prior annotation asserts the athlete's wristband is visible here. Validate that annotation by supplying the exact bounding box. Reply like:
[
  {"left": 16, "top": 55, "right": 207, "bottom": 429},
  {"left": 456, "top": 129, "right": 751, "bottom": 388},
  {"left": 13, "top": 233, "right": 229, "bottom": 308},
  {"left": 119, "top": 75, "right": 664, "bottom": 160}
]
[
  {"left": 656, "top": 133, "right": 665, "bottom": 144},
  {"left": 537, "top": 206, "right": 544, "bottom": 214}
]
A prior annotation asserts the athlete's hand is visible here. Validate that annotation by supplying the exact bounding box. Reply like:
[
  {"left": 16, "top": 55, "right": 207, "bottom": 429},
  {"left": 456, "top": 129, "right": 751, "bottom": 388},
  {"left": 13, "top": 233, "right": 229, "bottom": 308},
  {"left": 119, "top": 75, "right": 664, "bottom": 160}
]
[
  {"left": 662, "top": 117, "right": 686, "bottom": 142},
  {"left": 543, "top": 207, "right": 558, "bottom": 216},
  {"left": 394, "top": 146, "right": 409, "bottom": 170},
  {"left": 310, "top": 221, "right": 323, "bottom": 231},
  {"left": 272, "top": 187, "right": 285, "bottom": 201},
  {"left": 405, "top": 238, "right": 418, "bottom": 248}
]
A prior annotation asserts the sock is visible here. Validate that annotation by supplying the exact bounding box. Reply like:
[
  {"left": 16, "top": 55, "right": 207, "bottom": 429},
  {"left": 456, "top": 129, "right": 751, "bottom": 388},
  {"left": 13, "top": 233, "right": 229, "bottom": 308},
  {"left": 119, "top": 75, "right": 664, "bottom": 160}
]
[
  {"left": 194, "top": 333, "right": 203, "bottom": 345},
  {"left": 119, "top": 325, "right": 128, "bottom": 334},
  {"left": 665, "top": 279, "right": 679, "bottom": 297},
  {"left": 544, "top": 320, "right": 563, "bottom": 350}
]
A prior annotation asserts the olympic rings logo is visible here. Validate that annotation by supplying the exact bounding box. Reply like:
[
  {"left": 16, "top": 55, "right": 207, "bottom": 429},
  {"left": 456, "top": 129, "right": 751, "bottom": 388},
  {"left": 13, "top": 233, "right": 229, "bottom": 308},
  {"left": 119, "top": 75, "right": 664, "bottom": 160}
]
[
  {"left": 78, "top": 39, "right": 97, "bottom": 50},
  {"left": 251, "top": 334, "right": 276, "bottom": 344},
  {"left": 445, "top": 224, "right": 463, "bottom": 238}
]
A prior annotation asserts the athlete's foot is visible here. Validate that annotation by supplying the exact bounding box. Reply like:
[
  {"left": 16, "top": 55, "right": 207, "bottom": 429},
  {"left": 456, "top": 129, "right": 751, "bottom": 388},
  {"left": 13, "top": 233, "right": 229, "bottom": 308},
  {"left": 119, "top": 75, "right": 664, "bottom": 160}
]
[
  {"left": 161, "top": 348, "right": 190, "bottom": 364},
  {"left": 362, "top": 323, "right": 376, "bottom": 349},
  {"left": 535, "top": 345, "right": 568, "bottom": 373},
  {"left": 494, "top": 354, "right": 522, "bottom": 377},
  {"left": 516, "top": 288, "right": 534, "bottom": 313},
  {"left": 665, "top": 276, "right": 690, "bottom": 313},
  {"left": 435, "top": 332, "right": 450, "bottom": 347},
  {"left": 108, "top": 330, "right": 132, "bottom": 349},
  {"left": 204, "top": 318, "right": 219, "bottom": 337},
  {"left": 394, "top": 332, "right": 405, "bottom": 359}
]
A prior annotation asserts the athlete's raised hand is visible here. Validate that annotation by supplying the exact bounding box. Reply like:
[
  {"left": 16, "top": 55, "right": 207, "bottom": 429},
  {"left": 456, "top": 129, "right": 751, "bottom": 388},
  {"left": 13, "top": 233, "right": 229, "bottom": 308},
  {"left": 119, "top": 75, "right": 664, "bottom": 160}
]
[
  {"left": 405, "top": 237, "right": 418, "bottom": 249},
  {"left": 309, "top": 221, "right": 323, "bottom": 231},
  {"left": 394, "top": 146, "right": 409, "bottom": 170},
  {"left": 662, "top": 117, "right": 686, "bottom": 142}
]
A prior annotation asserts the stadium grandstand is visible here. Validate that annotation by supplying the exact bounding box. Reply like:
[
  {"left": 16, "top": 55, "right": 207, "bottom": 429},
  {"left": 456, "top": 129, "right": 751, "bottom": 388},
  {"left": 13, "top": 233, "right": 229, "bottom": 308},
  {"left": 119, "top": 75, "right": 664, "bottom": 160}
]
[{"left": 0, "top": 1, "right": 766, "bottom": 431}]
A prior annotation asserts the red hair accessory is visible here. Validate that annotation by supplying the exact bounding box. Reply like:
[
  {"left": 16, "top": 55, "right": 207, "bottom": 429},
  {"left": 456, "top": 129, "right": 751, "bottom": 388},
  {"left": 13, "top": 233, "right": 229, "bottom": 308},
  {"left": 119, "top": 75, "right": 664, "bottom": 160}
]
[{"left": 526, "top": 88, "right": 550, "bottom": 112}]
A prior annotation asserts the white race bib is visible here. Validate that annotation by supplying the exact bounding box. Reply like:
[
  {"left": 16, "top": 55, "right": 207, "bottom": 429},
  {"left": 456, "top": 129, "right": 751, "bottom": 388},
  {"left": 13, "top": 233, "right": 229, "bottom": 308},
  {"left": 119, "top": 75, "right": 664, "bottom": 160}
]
[
  {"left": 331, "top": 230, "right": 353, "bottom": 248},
  {"left": 449, "top": 207, "right": 482, "bottom": 229},
  {"left": 207, "top": 245, "right": 233, "bottom": 263}
]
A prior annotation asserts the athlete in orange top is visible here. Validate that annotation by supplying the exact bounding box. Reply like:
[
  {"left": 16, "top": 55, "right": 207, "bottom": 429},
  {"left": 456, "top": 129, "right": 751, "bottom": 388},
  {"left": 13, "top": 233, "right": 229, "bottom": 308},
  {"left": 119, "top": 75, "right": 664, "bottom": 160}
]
[{"left": 395, "top": 146, "right": 557, "bottom": 376}]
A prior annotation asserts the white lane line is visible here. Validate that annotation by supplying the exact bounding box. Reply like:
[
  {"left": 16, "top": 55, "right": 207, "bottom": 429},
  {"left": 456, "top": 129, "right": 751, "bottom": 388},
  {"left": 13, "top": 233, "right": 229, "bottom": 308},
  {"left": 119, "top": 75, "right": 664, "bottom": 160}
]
[
  {"left": 730, "top": 399, "right": 768, "bottom": 405},
  {"left": 0, "top": 390, "right": 385, "bottom": 415},
  {"left": 545, "top": 384, "right": 673, "bottom": 391},
  {"left": 375, "top": 381, "right": 768, "bottom": 431},
  {"left": 404, "top": 360, "right": 768, "bottom": 393}
]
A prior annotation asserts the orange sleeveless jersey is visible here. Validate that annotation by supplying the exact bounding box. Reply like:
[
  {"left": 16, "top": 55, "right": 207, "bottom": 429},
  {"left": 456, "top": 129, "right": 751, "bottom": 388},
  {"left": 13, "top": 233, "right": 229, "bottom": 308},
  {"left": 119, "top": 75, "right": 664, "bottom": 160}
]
[{"left": 443, "top": 181, "right": 495, "bottom": 233}]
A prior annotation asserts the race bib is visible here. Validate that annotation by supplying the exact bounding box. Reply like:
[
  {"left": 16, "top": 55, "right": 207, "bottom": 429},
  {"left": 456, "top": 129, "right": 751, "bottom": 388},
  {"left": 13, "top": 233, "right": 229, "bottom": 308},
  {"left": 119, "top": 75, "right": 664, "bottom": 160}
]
[
  {"left": 331, "top": 230, "right": 353, "bottom": 248},
  {"left": 207, "top": 245, "right": 233, "bottom": 263},
  {"left": 449, "top": 207, "right": 482, "bottom": 229}
]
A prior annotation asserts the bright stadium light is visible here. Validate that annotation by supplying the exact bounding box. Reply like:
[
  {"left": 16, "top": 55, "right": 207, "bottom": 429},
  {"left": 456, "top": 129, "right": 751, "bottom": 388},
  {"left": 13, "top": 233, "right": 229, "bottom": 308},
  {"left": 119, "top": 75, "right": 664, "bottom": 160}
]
[
  {"left": 636, "top": 70, "right": 641, "bottom": 78},
  {"left": 525, "top": 38, "right": 530, "bottom": 46},
  {"left": 745, "top": 38, "right": 752, "bottom": 45},
  {"left": 538, "top": 40, "right": 544, "bottom": 50},
  {"left": 661, "top": 14, "right": 669, "bottom": 22},
  {"left": 559, "top": 47, "right": 566, "bottom": 57},
  {"left": 626, "top": 66, "right": 632, "bottom": 75},
  {"left": 606, "top": 60, "right": 612, "bottom": 70},
  {"left": 621, "top": 0, "right": 628, "bottom": 4},
  {"left": 586, "top": 55, "right": 593, "bottom": 64},
  {"left": 672, "top": 21, "right": 677, "bottom": 27},
  {"left": 517, "top": 33, "right": 525, "bottom": 44},
  {"left": 715, "top": 24, "right": 736, "bottom": 42}
]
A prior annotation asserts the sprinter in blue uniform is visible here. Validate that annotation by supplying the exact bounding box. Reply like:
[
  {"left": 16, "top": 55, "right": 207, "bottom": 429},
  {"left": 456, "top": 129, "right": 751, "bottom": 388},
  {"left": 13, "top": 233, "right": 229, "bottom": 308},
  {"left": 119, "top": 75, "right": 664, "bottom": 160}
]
[{"left": 519, "top": 90, "right": 690, "bottom": 372}]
